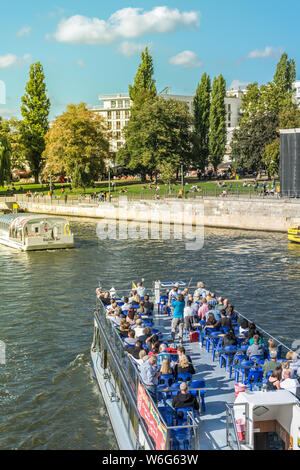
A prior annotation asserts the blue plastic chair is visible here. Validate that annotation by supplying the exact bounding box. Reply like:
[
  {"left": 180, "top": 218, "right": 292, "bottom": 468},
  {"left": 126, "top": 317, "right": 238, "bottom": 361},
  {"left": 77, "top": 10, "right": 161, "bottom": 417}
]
[
  {"left": 219, "top": 346, "right": 237, "bottom": 372},
  {"left": 158, "top": 406, "right": 175, "bottom": 427},
  {"left": 212, "top": 337, "right": 223, "bottom": 362},
  {"left": 158, "top": 374, "right": 174, "bottom": 388},
  {"left": 170, "top": 382, "right": 181, "bottom": 397},
  {"left": 189, "top": 380, "right": 206, "bottom": 413},
  {"left": 249, "top": 355, "right": 265, "bottom": 364},
  {"left": 205, "top": 330, "right": 220, "bottom": 352},
  {"left": 176, "top": 406, "right": 194, "bottom": 423},
  {"left": 239, "top": 344, "right": 249, "bottom": 352},
  {"left": 235, "top": 359, "right": 254, "bottom": 383},
  {"left": 170, "top": 427, "right": 191, "bottom": 450},
  {"left": 245, "top": 367, "right": 263, "bottom": 391},
  {"left": 221, "top": 326, "right": 231, "bottom": 334},
  {"left": 177, "top": 372, "right": 193, "bottom": 382}
]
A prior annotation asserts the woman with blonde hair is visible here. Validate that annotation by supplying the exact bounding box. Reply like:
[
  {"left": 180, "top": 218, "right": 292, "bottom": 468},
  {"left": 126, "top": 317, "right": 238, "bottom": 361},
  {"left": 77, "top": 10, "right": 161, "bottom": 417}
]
[
  {"left": 174, "top": 354, "right": 195, "bottom": 379},
  {"left": 160, "top": 358, "right": 174, "bottom": 376}
]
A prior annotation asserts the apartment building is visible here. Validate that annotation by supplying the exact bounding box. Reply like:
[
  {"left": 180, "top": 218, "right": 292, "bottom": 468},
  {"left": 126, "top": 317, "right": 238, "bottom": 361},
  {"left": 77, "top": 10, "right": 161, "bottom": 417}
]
[{"left": 90, "top": 89, "right": 244, "bottom": 164}]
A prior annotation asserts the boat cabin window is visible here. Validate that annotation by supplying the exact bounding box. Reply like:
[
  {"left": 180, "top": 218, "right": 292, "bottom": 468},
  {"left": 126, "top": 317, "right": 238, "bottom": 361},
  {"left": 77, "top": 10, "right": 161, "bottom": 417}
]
[{"left": 35, "top": 227, "right": 39, "bottom": 234}]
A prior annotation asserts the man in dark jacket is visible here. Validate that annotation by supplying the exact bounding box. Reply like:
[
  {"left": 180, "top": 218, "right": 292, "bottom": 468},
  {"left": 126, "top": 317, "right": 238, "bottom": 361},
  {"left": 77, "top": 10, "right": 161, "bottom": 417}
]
[
  {"left": 172, "top": 382, "right": 199, "bottom": 411},
  {"left": 125, "top": 341, "right": 145, "bottom": 359}
]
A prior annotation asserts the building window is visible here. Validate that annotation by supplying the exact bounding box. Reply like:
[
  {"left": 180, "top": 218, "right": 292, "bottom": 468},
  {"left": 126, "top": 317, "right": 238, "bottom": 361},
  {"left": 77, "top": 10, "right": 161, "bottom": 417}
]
[
  {"left": 228, "top": 104, "right": 231, "bottom": 112},
  {"left": 125, "top": 100, "right": 130, "bottom": 108},
  {"left": 116, "top": 121, "right": 121, "bottom": 129},
  {"left": 111, "top": 101, "right": 116, "bottom": 108},
  {"left": 116, "top": 110, "right": 120, "bottom": 119},
  {"left": 107, "top": 122, "right": 112, "bottom": 130},
  {"left": 118, "top": 100, "right": 123, "bottom": 108},
  {"left": 125, "top": 110, "right": 130, "bottom": 119},
  {"left": 107, "top": 111, "right": 112, "bottom": 119},
  {"left": 116, "top": 131, "right": 121, "bottom": 140}
]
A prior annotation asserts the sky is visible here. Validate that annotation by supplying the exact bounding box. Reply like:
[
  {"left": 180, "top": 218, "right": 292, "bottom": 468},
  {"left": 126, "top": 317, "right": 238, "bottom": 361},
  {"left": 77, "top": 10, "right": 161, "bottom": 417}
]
[{"left": 0, "top": 0, "right": 299, "bottom": 120}]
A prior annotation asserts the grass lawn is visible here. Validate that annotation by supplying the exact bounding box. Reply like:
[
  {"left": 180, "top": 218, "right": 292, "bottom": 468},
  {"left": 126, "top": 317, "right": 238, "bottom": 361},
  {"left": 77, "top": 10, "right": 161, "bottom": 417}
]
[{"left": 0, "top": 177, "right": 279, "bottom": 199}]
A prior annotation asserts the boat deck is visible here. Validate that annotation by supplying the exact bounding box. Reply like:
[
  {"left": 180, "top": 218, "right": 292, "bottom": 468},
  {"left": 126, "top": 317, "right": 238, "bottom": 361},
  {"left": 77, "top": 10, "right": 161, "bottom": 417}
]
[{"left": 154, "top": 311, "right": 235, "bottom": 450}]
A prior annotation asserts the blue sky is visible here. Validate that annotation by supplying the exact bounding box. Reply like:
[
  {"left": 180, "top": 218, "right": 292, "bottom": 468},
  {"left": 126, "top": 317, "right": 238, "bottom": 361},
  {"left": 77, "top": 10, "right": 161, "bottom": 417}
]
[{"left": 0, "top": 0, "right": 299, "bottom": 120}]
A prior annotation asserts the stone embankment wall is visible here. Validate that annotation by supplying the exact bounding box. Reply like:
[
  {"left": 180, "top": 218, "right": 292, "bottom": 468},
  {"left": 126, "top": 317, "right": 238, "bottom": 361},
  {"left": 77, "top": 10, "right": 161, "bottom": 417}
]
[{"left": 1, "top": 197, "right": 300, "bottom": 232}]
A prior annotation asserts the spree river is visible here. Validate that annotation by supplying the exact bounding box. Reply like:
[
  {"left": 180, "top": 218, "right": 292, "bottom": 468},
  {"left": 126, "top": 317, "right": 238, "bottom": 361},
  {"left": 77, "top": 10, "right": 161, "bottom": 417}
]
[{"left": 0, "top": 219, "right": 300, "bottom": 449}]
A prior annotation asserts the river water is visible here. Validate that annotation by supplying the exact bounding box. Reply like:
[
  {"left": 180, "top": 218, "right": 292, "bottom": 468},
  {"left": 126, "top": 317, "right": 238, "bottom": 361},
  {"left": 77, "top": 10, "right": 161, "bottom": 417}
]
[{"left": 0, "top": 219, "right": 300, "bottom": 449}]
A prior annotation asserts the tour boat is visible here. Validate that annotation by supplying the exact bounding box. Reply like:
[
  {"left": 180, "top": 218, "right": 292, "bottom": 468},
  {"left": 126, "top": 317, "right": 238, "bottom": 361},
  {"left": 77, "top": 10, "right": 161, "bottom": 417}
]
[
  {"left": 288, "top": 226, "right": 300, "bottom": 244},
  {"left": 91, "top": 281, "right": 300, "bottom": 451},
  {"left": 0, "top": 213, "right": 74, "bottom": 251}
]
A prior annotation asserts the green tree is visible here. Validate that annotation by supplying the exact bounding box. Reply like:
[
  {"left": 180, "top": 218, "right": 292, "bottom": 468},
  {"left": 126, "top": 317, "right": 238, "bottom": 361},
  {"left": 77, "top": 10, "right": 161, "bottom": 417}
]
[
  {"left": 117, "top": 97, "right": 193, "bottom": 179},
  {"left": 43, "top": 103, "right": 109, "bottom": 188},
  {"left": 273, "top": 52, "right": 296, "bottom": 95},
  {"left": 209, "top": 75, "right": 226, "bottom": 171},
  {"left": 20, "top": 62, "right": 50, "bottom": 183},
  {"left": 193, "top": 73, "right": 211, "bottom": 170},
  {"left": 129, "top": 47, "right": 157, "bottom": 104},
  {"left": 231, "top": 111, "right": 279, "bottom": 173},
  {"left": 0, "top": 132, "right": 11, "bottom": 186}
]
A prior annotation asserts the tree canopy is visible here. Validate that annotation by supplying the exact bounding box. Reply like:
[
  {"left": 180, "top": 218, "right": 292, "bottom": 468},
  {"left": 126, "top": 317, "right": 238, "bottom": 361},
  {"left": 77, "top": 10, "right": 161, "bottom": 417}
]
[
  {"left": 117, "top": 96, "right": 193, "bottom": 179},
  {"left": 209, "top": 75, "right": 226, "bottom": 171},
  {"left": 43, "top": 103, "right": 109, "bottom": 188},
  {"left": 0, "top": 128, "right": 11, "bottom": 186},
  {"left": 129, "top": 47, "right": 157, "bottom": 104},
  {"left": 20, "top": 62, "right": 50, "bottom": 183},
  {"left": 193, "top": 73, "right": 211, "bottom": 171}
]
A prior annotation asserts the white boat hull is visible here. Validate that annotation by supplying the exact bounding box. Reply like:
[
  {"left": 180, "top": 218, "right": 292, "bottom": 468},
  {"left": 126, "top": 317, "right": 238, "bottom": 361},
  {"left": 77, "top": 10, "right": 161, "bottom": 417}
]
[{"left": 0, "top": 234, "right": 74, "bottom": 251}]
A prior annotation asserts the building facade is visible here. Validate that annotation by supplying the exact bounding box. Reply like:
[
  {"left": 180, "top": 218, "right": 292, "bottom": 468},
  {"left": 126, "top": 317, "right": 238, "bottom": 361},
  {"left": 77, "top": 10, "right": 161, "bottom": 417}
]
[{"left": 293, "top": 81, "right": 300, "bottom": 107}]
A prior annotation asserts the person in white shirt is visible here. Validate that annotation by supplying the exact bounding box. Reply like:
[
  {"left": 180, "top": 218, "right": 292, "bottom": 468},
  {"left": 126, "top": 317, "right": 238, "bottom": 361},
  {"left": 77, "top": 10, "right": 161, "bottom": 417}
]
[
  {"left": 193, "top": 282, "right": 206, "bottom": 298},
  {"left": 121, "top": 297, "right": 132, "bottom": 311},
  {"left": 136, "top": 282, "right": 146, "bottom": 298},
  {"left": 280, "top": 369, "right": 299, "bottom": 396},
  {"left": 132, "top": 319, "right": 145, "bottom": 337},
  {"left": 184, "top": 300, "right": 194, "bottom": 332}
]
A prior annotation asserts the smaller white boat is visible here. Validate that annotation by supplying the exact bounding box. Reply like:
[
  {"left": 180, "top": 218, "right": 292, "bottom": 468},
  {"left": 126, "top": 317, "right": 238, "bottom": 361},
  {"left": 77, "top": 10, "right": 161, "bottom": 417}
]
[{"left": 0, "top": 213, "right": 74, "bottom": 251}]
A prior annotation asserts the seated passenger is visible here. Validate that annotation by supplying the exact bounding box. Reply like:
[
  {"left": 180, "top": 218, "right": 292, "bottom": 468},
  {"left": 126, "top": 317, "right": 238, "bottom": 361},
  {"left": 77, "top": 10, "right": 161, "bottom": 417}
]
[
  {"left": 123, "top": 329, "right": 137, "bottom": 347},
  {"left": 239, "top": 319, "right": 249, "bottom": 336},
  {"left": 172, "top": 382, "right": 199, "bottom": 411},
  {"left": 148, "top": 341, "right": 160, "bottom": 356},
  {"left": 132, "top": 319, "right": 145, "bottom": 337},
  {"left": 119, "top": 320, "right": 131, "bottom": 337},
  {"left": 263, "top": 350, "right": 278, "bottom": 378},
  {"left": 267, "top": 338, "right": 277, "bottom": 358},
  {"left": 285, "top": 351, "right": 300, "bottom": 377},
  {"left": 137, "top": 301, "right": 149, "bottom": 316},
  {"left": 280, "top": 369, "right": 300, "bottom": 396},
  {"left": 203, "top": 312, "right": 218, "bottom": 331},
  {"left": 121, "top": 297, "right": 132, "bottom": 311},
  {"left": 222, "top": 329, "right": 238, "bottom": 347},
  {"left": 136, "top": 282, "right": 146, "bottom": 298},
  {"left": 266, "top": 367, "right": 282, "bottom": 391},
  {"left": 226, "top": 305, "right": 238, "bottom": 324},
  {"left": 246, "top": 334, "right": 265, "bottom": 359},
  {"left": 215, "top": 309, "right": 232, "bottom": 330},
  {"left": 137, "top": 326, "right": 153, "bottom": 344},
  {"left": 159, "top": 358, "right": 175, "bottom": 381},
  {"left": 126, "top": 308, "right": 136, "bottom": 325},
  {"left": 125, "top": 340, "right": 145, "bottom": 359},
  {"left": 174, "top": 354, "right": 195, "bottom": 379},
  {"left": 177, "top": 346, "right": 192, "bottom": 365},
  {"left": 156, "top": 344, "right": 171, "bottom": 367}
]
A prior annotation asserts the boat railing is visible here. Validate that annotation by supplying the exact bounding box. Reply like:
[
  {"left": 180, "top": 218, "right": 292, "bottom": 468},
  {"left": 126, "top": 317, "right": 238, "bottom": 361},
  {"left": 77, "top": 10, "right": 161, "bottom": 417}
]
[
  {"left": 93, "top": 298, "right": 200, "bottom": 450},
  {"left": 225, "top": 402, "right": 250, "bottom": 450}
]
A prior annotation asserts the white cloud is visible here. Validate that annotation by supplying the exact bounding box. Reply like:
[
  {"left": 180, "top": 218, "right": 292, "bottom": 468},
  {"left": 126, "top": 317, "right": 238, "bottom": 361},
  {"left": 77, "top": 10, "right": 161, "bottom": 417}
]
[
  {"left": 51, "top": 7, "right": 200, "bottom": 45},
  {"left": 76, "top": 59, "right": 85, "bottom": 67},
  {"left": 117, "top": 41, "right": 146, "bottom": 57},
  {"left": 0, "top": 53, "right": 32, "bottom": 69},
  {"left": 229, "top": 80, "right": 249, "bottom": 90},
  {"left": 17, "top": 26, "right": 32, "bottom": 37},
  {"left": 169, "top": 50, "right": 202, "bottom": 68},
  {"left": 0, "top": 108, "right": 17, "bottom": 117},
  {"left": 247, "top": 46, "right": 284, "bottom": 59}
]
